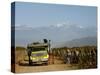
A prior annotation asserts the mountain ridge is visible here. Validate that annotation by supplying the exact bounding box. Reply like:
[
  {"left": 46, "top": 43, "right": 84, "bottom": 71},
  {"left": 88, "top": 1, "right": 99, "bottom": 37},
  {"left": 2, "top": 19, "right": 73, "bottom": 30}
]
[{"left": 53, "top": 36, "right": 97, "bottom": 48}]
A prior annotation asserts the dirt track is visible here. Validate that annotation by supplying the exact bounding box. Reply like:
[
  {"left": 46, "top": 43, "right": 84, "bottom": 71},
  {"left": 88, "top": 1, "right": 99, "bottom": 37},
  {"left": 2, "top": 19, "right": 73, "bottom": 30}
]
[{"left": 15, "top": 50, "right": 78, "bottom": 73}]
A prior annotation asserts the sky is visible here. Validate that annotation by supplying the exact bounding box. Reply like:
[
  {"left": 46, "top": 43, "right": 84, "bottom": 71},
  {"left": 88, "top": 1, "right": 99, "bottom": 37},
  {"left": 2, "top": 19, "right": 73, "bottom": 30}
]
[
  {"left": 15, "top": 2, "right": 97, "bottom": 28},
  {"left": 13, "top": 2, "right": 97, "bottom": 47}
]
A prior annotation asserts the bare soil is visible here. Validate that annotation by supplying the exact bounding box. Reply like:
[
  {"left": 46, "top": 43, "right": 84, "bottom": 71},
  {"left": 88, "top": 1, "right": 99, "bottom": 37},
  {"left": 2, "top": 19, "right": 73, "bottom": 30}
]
[{"left": 15, "top": 50, "right": 79, "bottom": 73}]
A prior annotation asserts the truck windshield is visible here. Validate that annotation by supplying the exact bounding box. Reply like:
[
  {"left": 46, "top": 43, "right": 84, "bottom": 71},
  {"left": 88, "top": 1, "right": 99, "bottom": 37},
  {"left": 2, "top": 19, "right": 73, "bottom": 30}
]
[{"left": 29, "top": 47, "right": 46, "bottom": 51}]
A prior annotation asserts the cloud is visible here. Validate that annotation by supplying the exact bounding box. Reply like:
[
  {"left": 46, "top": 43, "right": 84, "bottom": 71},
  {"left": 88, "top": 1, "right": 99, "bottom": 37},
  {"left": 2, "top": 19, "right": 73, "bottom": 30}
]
[
  {"left": 15, "top": 24, "right": 33, "bottom": 30},
  {"left": 54, "top": 22, "right": 75, "bottom": 28},
  {"left": 14, "top": 22, "right": 85, "bottom": 31},
  {"left": 54, "top": 20, "right": 77, "bottom": 28},
  {"left": 78, "top": 25, "right": 84, "bottom": 29},
  {"left": 54, "top": 22, "right": 72, "bottom": 28},
  {"left": 54, "top": 22, "right": 85, "bottom": 30},
  {"left": 56, "top": 23, "right": 65, "bottom": 27}
]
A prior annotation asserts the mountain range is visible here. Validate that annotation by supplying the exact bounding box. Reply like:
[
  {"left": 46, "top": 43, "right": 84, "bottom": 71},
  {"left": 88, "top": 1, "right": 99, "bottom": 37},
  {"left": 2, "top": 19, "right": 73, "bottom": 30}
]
[
  {"left": 53, "top": 36, "right": 97, "bottom": 48},
  {"left": 15, "top": 23, "right": 97, "bottom": 47}
]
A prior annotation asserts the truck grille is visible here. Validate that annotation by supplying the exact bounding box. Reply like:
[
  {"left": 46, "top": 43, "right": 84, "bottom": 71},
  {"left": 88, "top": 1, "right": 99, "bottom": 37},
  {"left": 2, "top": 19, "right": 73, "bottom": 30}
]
[{"left": 32, "top": 53, "right": 44, "bottom": 57}]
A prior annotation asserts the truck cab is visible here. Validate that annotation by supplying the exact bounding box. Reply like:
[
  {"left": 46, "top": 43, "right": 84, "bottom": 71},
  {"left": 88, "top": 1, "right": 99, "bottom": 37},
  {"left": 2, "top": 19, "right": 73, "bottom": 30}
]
[{"left": 25, "top": 43, "right": 49, "bottom": 65}]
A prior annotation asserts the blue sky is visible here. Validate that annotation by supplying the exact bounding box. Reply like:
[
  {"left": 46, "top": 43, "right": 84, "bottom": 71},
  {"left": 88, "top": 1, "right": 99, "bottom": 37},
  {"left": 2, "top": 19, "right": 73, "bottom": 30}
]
[
  {"left": 15, "top": 2, "right": 97, "bottom": 28},
  {"left": 14, "top": 2, "right": 97, "bottom": 47}
]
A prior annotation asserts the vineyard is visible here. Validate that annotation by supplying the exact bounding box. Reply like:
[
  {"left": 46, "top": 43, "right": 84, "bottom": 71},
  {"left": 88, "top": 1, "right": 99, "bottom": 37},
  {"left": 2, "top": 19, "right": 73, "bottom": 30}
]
[
  {"left": 14, "top": 46, "right": 97, "bottom": 73},
  {"left": 52, "top": 46, "right": 97, "bottom": 69}
]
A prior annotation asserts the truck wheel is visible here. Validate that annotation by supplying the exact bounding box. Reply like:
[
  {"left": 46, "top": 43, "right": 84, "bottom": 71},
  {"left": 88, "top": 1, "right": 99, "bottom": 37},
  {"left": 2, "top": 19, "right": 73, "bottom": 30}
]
[
  {"left": 44, "top": 62, "right": 48, "bottom": 65},
  {"left": 29, "top": 61, "right": 32, "bottom": 65}
]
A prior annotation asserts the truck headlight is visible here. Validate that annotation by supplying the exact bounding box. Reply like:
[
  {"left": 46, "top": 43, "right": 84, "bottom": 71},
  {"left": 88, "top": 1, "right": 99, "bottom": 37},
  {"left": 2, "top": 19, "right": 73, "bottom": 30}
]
[
  {"left": 44, "top": 54, "right": 49, "bottom": 58},
  {"left": 30, "top": 57, "right": 36, "bottom": 60}
]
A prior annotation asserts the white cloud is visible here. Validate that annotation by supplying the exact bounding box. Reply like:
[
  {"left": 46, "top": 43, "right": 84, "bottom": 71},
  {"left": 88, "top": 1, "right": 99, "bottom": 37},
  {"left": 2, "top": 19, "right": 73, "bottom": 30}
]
[
  {"left": 78, "top": 25, "right": 84, "bottom": 29},
  {"left": 56, "top": 23, "right": 64, "bottom": 27},
  {"left": 55, "top": 23, "right": 70, "bottom": 28},
  {"left": 54, "top": 21, "right": 84, "bottom": 29},
  {"left": 15, "top": 24, "right": 34, "bottom": 30},
  {"left": 74, "top": 24, "right": 84, "bottom": 29}
]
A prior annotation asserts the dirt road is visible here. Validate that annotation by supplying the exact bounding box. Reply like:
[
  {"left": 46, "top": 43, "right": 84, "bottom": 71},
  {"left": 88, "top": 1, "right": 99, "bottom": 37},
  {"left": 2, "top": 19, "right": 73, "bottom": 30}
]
[
  {"left": 15, "top": 50, "right": 78, "bottom": 73},
  {"left": 15, "top": 63, "right": 78, "bottom": 73}
]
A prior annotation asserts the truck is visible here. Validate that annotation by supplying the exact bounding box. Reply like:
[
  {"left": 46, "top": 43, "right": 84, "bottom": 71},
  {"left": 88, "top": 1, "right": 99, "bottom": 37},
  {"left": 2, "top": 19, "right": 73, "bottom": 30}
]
[{"left": 24, "top": 42, "right": 49, "bottom": 65}]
